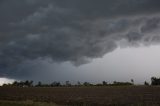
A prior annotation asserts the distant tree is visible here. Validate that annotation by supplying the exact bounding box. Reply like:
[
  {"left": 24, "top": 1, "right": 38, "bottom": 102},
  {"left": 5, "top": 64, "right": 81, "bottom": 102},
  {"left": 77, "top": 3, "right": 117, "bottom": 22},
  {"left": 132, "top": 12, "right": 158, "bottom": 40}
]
[
  {"left": 51, "top": 82, "right": 56, "bottom": 87},
  {"left": 77, "top": 81, "right": 81, "bottom": 86},
  {"left": 144, "top": 81, "right": 149, "bottom": 86},
  {"left": 51, "top": 81, "right": 61, "bottom": 87},
  {"left": 65, "top": 81, "right": 71, "bottom": 87},
  {"left": 36, "top": 81, "right": 42, "bottom": 87},
  {"left": 151, "top": 77, "right": 160, "bottom": 85},
  {"left": 24, "top": 80, "right": 29, "bottom": 87},
  {"left": 131, "top": 79, "right": 134, "bottom": 84},
  {"left": 83, "top": 82, "right": 93, "bottom": 86},
  {"left": 6, "top": 80, "right": 33, "bottom": 87},
  {"left": 12, "top": 81, "right": 18, "bottom": 86},
  {"left": 2, "top": 83, "right": 12, "bottom": 87},
  {"left": 2, "top": 84, "right": 8, "bottom": 87},
  {"left": 102, "top": 81, "right": 108, "bottom": 86},
  {"left": 113, "top": 81, "right": 133, "bottom": 86}
]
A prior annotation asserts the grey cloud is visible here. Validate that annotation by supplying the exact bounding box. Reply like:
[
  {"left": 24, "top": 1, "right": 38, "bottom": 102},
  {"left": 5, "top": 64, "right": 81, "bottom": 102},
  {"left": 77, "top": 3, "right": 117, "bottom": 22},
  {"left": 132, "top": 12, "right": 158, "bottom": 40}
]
[
  {"left": 141, "top": 17, "right": 160, "bottom": 33},
  {"left": 0, "top": 0, "right": 160, "bottom": 79}
]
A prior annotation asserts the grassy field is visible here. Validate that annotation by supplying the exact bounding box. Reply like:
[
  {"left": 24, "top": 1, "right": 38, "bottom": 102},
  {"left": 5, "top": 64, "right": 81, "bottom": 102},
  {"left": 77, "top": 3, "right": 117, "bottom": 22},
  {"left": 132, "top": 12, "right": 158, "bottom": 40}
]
[{"left": 0, "top": 86, "right": 160, "bottom": 106}]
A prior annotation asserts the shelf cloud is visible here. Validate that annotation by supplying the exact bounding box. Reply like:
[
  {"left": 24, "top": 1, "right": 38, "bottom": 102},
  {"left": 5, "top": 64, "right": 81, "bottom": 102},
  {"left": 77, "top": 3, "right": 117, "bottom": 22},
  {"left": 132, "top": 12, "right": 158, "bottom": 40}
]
[{"left": 0, "top": 0, "right": 160, "bottom": 79}]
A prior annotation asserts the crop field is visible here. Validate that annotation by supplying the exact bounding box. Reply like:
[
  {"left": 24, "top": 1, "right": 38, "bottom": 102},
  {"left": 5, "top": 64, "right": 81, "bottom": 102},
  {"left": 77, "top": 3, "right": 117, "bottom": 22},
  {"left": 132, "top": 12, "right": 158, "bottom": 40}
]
[{"left": 0, "top": 86, "right": 160, "bottom": 106}]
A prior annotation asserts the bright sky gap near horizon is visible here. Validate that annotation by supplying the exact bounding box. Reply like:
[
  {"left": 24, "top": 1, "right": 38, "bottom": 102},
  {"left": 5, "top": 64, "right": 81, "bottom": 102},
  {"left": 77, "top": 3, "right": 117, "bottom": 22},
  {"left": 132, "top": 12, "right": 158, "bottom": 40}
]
[{"left": 1, "top": 0, "right": 160, "bottom": 85}]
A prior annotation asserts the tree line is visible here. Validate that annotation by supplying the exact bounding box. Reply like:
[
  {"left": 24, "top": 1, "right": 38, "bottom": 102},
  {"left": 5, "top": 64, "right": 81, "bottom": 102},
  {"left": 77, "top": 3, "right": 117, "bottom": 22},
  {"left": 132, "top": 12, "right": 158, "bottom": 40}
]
[
  {"left": 2, "top": 77, "right": 160, "bottom": 87},
  {"left": 2, "top": 80, "right": 134, "bottom": 87}
]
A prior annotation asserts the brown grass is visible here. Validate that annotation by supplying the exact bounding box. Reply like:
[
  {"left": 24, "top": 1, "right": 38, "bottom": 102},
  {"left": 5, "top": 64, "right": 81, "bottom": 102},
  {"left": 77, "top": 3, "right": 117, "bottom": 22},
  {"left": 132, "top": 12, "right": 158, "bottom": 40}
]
[
  {"left": 0, "top": 100, "right": 58, "bottom": 106},
  {"left": 0, "top": 86, "right": 160, "bottom": 106}
]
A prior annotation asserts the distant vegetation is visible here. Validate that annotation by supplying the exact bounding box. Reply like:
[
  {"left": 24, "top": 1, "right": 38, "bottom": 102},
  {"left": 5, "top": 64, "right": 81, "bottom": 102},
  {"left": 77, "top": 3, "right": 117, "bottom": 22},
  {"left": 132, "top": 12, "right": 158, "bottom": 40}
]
[
  {"left": 2, "top": 76, "right": 160, "bottom": 87},
  {"left": 1, "top": 80, "right": 133, "bottom": 87}
]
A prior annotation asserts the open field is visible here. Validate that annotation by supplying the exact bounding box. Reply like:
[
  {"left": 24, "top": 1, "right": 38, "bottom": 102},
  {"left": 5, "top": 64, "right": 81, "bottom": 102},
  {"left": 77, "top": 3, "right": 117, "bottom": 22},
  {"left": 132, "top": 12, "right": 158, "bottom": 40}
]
[
  {"left": 0, "top": 86, "right": 160, "bottom": 106},
  {"left": 0, "top": 100, "right": 58, "bottom": 106}
]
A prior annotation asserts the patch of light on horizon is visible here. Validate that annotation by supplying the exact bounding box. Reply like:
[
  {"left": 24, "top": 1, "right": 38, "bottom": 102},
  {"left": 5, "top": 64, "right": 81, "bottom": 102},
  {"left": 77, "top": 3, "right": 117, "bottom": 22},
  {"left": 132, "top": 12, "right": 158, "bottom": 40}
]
[{"left": 0, "top": 78, "right": 15, "bottom": 86}]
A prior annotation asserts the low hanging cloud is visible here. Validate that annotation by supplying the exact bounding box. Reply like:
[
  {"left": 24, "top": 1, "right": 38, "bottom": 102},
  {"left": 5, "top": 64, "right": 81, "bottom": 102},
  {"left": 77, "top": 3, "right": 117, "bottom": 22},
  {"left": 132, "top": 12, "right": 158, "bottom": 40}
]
[{"left": 1, "top": 0, "right": 160, "bottom": 79}]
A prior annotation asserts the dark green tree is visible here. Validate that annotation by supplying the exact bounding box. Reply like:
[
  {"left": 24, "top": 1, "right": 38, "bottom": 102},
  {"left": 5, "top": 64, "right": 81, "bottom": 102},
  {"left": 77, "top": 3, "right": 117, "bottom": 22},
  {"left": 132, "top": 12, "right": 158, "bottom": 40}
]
[
  {"left": 131, "top": 79, "right": 134, "bottom": 84},
  {"left": 144, "top": 81, "right": 149, "bottom": 86},
  {"left": 102, "top": 81, "right": 108, "bottom": 86},
  {"left": 51, "top": 81, "right": 61, "bottom": 87},
  {"left": 151, "top": 77, "right": 160, "bottom": 85}
]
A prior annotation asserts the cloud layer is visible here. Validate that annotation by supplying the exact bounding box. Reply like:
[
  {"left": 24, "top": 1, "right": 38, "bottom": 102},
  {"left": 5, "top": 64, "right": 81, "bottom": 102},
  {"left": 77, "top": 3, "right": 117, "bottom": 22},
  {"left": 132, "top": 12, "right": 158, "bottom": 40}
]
[{"left": 1, "top": 0, "right": 160, "bottom": 79}]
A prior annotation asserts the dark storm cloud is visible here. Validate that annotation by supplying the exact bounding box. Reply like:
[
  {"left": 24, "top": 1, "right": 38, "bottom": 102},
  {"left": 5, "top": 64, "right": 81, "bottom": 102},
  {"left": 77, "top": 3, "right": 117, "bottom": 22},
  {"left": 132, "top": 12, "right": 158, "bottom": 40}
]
[{"left": 1, "top": 0, "right": 160, "bottom": 78}]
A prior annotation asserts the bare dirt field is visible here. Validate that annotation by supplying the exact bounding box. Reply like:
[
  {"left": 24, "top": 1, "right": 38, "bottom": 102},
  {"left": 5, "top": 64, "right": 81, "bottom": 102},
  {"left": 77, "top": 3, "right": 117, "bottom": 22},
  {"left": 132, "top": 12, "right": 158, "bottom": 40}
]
[{"left": 0, "top": 86, "right": 160, "bottom": 106}]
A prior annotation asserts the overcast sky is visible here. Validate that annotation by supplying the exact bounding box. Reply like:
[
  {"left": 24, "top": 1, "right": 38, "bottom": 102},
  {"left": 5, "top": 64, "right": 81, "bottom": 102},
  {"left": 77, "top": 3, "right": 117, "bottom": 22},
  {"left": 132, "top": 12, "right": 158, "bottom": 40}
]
[{"left": 1, "top": 0, "right": 160, "bottom": 84}]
